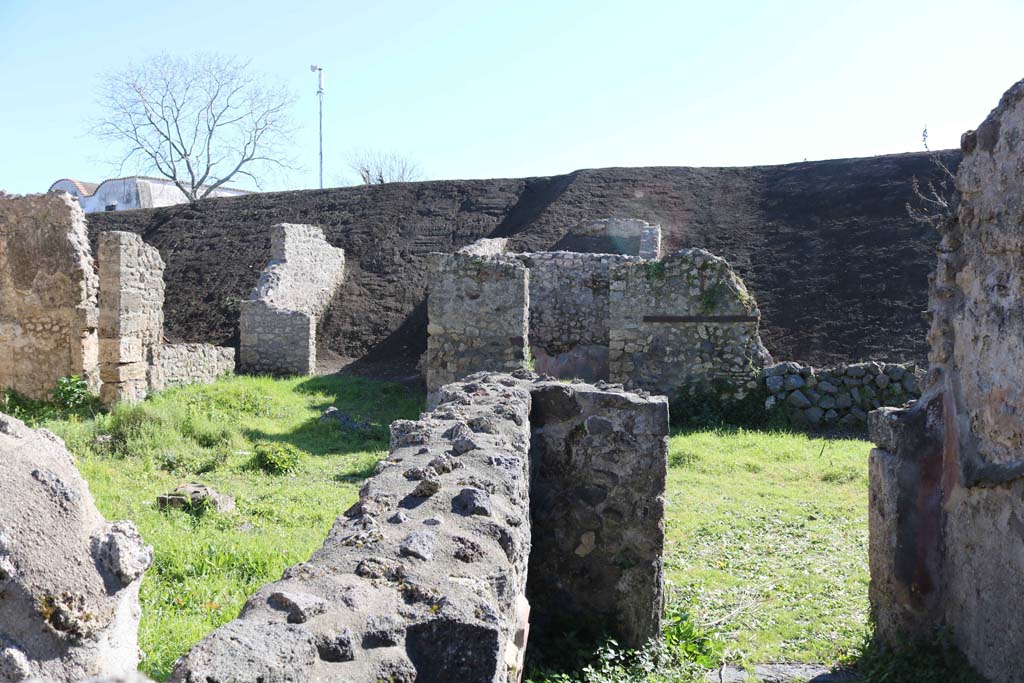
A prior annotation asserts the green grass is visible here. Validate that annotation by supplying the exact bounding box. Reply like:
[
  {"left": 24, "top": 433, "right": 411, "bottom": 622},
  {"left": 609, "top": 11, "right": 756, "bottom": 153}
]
[
  {"left": 28, "top": 376, "right": 882, "bottom": 681},
  {"left": 36, "top": 374, "right": 423, "bottom": 680},
  {"left": 664, "top": 428, "right": 870, "bottom": 669}
]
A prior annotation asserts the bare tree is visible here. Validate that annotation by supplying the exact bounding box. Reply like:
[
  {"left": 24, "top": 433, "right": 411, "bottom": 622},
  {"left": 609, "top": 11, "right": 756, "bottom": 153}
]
[
  {"left": 94, "top": 53, "right": 295, "bottom": 201},
  {"left": 906, "top": 127, "right": 958, "bottom": 229},
  {"left": 348, "top": 150, "right": 422, "bottom": 185}
]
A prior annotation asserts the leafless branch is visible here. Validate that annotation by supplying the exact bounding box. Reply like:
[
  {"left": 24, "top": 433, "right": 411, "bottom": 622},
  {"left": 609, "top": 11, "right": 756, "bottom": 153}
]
[
  {"left": 93, "top": 53, "right": 296, "bottom": 201},
  {"left": 906, "top": 127, "right": 958, "bottom": 230},
  {"left": 348, "top": 150, "right": 422, "bottom": 185}
]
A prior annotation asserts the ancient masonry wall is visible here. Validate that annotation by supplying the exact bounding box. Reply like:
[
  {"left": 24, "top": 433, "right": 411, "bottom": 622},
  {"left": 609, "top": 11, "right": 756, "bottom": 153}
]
[
  {"left": 171, "top": 372, "right": 668, "bottom": 683},
  {"left": 0, "top": 192, "right": 99, "bottom": 399},
  {"left": 764, "top": 361, "right": 922, "bottom": 428},
  {"left": 515, "top": 252, "right": 634, "bottom": 383},
  {"left": 425, "top": 252, "right": 529, "bottom": 394},
  {"left": 98, "top": 231, "right": 165, "bottom": 405},
  {"left": 868, "top": 79, "right": 1024, "bottom": 683},
  {"left": 528, "top": 381, "right": 668, "bottom": 650},
  {"left": 552, "top": 218, "right": 663, "bottom": 259},
  {"left": 97, "top": 231, "right": 235, "bottom": 405},
  {"left": 608, "top": 249, "right": 771, "bottom": 402},
  {"left": 239, "top": 223, "right": 345, "bottom": 375},
  {"left": 0, "top": 412, "right": 152, "bottom": 680}
]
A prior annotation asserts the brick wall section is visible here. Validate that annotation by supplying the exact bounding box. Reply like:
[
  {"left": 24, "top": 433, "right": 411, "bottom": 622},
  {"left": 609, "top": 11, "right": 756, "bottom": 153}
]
[
  {"left": 528, "top": 381, "right": 668, "bottom": 650},
  {"left": 425, "top": 253, "right": 529, "bottom": 394},
  {"left": 239, "top": 223, "right": 345, "bottom": 375},
  {"left": 515, "top": 251, "right": 635, "bottom": 382},
  {"left": 0, "top": 192, "right": 99, "bottom": 399},
  {"left": 98, "top": 231, "right": 165, "bottom": 405},
  {"left": 608, "top": 248, "right": 771, "bottom": 403},
  {"left": 868, "top": 79, "right": 1024, "bottom": 683},
  {"left": 765, "top": 361, "right": 922, "bottom": 428}
]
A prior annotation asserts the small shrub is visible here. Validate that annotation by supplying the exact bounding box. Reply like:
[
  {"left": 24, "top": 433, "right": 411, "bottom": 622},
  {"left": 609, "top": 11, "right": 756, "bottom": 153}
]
[
  {"left": 669, "top": 380, "right": 779, "bottom": 430},
  {"left": 52, "top": 375, "right": 91, "bottom": 410},
  {"left": 252, "top": 441, "right": 301, "bottom": 474},
  {"left": 644, "top": 261, "right": 667, "bottom": 280}
]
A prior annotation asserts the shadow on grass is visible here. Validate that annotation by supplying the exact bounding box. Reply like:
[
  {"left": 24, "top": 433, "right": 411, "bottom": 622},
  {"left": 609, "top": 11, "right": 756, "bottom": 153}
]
[{"left": 245, "top": 374, "right": 425, "bottom": 457}]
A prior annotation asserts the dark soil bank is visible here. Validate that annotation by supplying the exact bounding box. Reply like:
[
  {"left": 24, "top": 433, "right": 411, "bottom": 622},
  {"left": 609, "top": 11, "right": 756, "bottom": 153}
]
[{"left": 87, "top": 151, "right": 959, "bottom": 371}]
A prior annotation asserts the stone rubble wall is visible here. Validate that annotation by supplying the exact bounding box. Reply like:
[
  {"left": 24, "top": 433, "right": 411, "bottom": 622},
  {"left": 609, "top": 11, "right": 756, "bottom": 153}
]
[
  {"left": 170, "top": 372, "right": 667, "bottom": 683},
  {"left": 552, "top": 218, "right": 663, "bottom": 259},
  {"left": 515, "top": 251, "right": 635, "bottom": 382},
  {"left": 764, "top": 360, "right": 921, "bottom": 428},
  {"left": 608, "top": 249, "right": 771, "bottom": 403},
  {"left": 97, "top": 232, "right": 165, "bottom": 405},
  {"left": 0, "top": 412, "right": 152, "bottom": 681},
  {"left": 0, "top": 192, "right": 99, "bottom": 400},
  {"left": 239, "top": 223, "right": 345, "bottom": 375},
  {"left": 172, "top": 372, "right": 536, "bottom": 683},
  {"left": 148, "top": 344, "right": 236, "bottom": 393},
  {"left": 868, "top": 79, "right": 1024, "bottom": 683},
  {"left": 528, "top": 381, "right": 668, "bottom": 650},
  {"left": 425, "top": 253, "right": 529, "bottom": 395}
]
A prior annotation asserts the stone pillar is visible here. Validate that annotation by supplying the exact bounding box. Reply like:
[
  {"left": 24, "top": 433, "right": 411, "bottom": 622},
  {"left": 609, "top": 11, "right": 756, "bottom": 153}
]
[
  {"left": 0, "top": 191, "right": 98, "bottom": 399},
  {"left": 97, "top": 231, "right": 165, "bottom": 406},
  {"left": 425, "top": 252, "right": 529, "bottom": 394},
  {"left": 528, "top": 381, "right": 669, "bottom": 650},
  {"left": 638, "top": 224, "right": 662, "bottom": 260}
]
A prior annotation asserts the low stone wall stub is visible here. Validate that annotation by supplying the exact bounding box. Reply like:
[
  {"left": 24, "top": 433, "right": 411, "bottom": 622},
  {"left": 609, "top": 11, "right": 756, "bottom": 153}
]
[
  {"left": 528, "top": 381, "right": 669, "bottom": 650},
  {"left": 0, "top": 412, "right": 152, "bottom": 680},
  {"left": 608, "top": 248, "right": 771, "bottom": 403},
  {"left": 148, "top": 343, "right": 235, "bottom": 392},
  {"left": 239, "top": 223, "right": 345, "bottom": 376},
  {"left": 0, "top": 191, "right": 99, "bottom": 399},
  {"left": 425, "top": 253, "right": 530, "bottom": 394}
]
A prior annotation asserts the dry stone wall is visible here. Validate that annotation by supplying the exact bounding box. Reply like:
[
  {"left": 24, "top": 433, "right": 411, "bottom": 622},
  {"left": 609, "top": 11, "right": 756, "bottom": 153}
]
[
  {"left": 425, "top": 253, "right": 529, "bottom": 395},
  {"left": 608, "top": 249, "right": 771, "bottom": 403},
  {"left": 764, "top": 361, "right": 921, "bottom": 428},
  {"left": 171, "top": 372, "right": 667, "bottom": 683},
  {"left": 0, "top": 192, "right": 99, "bottom": 400},
  {"left": 239, "top": 223, "right": 345, "bottom": 375},
  {"left": 868, "top": 79, "right": 1024, "bottom": 683},
  {"left": 0, "top": 412, "right": 152, "bottom": 681}
]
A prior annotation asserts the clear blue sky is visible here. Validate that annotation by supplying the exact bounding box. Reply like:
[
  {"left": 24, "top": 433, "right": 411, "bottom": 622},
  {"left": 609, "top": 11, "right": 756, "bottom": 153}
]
[{"left": 2, "top": 0, "right": 1022, "bottom": 194}]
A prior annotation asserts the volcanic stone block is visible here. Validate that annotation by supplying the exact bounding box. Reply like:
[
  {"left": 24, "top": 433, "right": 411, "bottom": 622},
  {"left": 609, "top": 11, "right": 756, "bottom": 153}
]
[
  {"left": 528, "top": 381, "right": 669, "bottom": 650},
  {"left": 0, "top": 412, "right": 152, "bottom": 680}
]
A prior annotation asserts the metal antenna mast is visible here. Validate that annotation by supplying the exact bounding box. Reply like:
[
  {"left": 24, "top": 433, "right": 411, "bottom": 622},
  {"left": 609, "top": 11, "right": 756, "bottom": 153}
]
[{"left": 310, "top": 64, "right": 324, "bottom": 189}]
